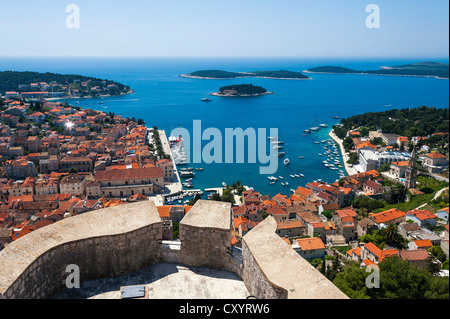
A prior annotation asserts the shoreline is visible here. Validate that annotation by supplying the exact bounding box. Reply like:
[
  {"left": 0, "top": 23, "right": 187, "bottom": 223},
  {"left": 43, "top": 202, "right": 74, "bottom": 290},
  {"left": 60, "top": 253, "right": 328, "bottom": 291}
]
[
  {"left": 303, "top": 70, "right": 449, "bottom": 80},
  {"left": 328, "top": 129, "right": 358, "bottom": 177},
  {"left": 45, "top": 90, "right": 135, "bottom": 101},
  {"left": 179, "top": 74, "right": 311, "bottom": 81},
  {"left": 210, "top": 91, "right": 274, "bottom": 97}
]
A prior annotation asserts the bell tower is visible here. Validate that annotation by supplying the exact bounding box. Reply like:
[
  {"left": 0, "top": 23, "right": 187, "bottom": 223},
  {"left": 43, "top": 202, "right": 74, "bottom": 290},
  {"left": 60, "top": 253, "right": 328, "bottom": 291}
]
[{"left": 405, "top": 147, "right": 417, "bottom": 189}]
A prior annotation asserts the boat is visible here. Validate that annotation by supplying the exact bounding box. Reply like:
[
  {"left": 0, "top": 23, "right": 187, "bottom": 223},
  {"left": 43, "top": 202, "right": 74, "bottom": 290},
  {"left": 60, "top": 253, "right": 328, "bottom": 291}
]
[
  {"left": 281, "top": 183, "right": 285, "bottom": 186},
  {"left": 299, "top": 174, "right": 304, "bottom": 177},
  {"left": 314, "top": 141, "right": 320, "bottom": 144},
  {"left": 268, "top": 136, "right": 277, "bottom": 140},
  {"left": 304, "top": 129, "right": 311, "bottom": 133},
  {"left": 180, "top": 171, "right": 195, "bottom": 177},
  {"left": 319, "top": 153, "right": 322, "bottom": 156},
  {"left": 195, "top": 167, "right": 204, "bottom": 171},
  {"left": 269, "top": 182, "right": 275, "bottom": 185},
  {"left": 278, "top": 152, "right": 286, "bottom": 158},
  {"left": 279, "top": 176, "right": 284, "bottom": 180},
  {"left": 310, "top": 127, "right": 321, "bottom": 131},
  {"left": 283, "top": 159, "right": 290, "bottom": 166},
  {"left": 298, "top": 156, "right": 304, "bottom": 159},
  {"left": 222, "top": 182, "right": 227, "bottom": 187},
  {"left": 290, "top": 175, "right": 295, "bottom": 178},
  {"left": 273, "top": 145, "right": 284, "bottom": 149},
  {"left": 319, "top": 124, "right": 329, "bottom": 128},
  {"left": 201, "top": 98, "right": 212, "bottom": 102},
  {"left": 294, "top": 174, "right": 300, "bottom": 178},
  {"left": 285, "top": 182, "right": 289, "bottom": 186},
  {"left": 332, "top": 116, "right": 340, "bottom": 119},
  {"left": 183, "top": 182, "right": 194, "bottom": 188}
]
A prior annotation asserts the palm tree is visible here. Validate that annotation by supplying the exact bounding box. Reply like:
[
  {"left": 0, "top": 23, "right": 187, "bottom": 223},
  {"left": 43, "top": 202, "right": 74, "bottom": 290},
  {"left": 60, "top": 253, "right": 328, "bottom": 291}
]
[{"left": 383, "top": 224, "right": 400, "bottom": 245}]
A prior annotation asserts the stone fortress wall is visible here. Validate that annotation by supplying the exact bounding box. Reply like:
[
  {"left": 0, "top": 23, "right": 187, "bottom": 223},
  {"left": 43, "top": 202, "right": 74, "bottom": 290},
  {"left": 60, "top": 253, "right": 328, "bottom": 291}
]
[{"left": 0, "top": 200, "right": 347, "bottom": 299}]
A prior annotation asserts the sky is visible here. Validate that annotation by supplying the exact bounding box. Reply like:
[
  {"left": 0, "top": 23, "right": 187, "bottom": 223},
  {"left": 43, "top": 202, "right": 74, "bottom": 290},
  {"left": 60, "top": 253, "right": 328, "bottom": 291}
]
[{"left": 0, "top": 0, "right": 448, "bottom": 58}]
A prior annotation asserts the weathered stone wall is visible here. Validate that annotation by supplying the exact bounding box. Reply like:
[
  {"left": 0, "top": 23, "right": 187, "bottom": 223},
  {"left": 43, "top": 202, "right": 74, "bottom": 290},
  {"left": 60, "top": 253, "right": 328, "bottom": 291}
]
[
  {"left": 0, "top": 200, "right": 347, "bottom": 300},
  {"left": 242, "top": 217, "right": 348, "bottom": 299},
  {"left": 0, "top": 201, "right": 163, "bottom": 299}
]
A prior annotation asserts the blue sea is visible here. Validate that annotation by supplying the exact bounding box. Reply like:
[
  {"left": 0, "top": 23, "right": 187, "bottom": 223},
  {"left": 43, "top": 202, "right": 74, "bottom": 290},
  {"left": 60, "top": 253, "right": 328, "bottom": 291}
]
[{"left": 1, "top": 57, "right": 448, "bottom": 196}]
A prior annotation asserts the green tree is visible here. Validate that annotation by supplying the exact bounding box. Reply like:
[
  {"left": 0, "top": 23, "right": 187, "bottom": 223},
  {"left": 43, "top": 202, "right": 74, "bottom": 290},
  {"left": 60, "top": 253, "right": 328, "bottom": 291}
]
[{"left": 427, "top": 246, "right": 447, "bottom": 263}]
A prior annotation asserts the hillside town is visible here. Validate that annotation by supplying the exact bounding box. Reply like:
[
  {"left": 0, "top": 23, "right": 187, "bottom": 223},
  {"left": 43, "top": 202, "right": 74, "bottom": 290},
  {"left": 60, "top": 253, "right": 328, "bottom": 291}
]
[
  {"left": 0, "top": 96, "right": 178, "bottom": 247},
  {"left": 0, "top": 94, "right": 449, "bottom": 298}
]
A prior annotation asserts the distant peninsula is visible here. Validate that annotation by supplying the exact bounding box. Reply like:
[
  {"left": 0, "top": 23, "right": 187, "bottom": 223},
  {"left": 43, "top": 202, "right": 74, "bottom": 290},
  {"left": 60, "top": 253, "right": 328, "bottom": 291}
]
[
  {"left": 305, "top": 62, "right": 449, "bottom": 79},
  {"left": 0, "top": 71, "right": 134, "bottom": 98},
  {"left": 211, "top": 84, "right": 274, "bottom": 97},
  {"left": 180, "top": 69, "right": 309, "bottom": 80}
]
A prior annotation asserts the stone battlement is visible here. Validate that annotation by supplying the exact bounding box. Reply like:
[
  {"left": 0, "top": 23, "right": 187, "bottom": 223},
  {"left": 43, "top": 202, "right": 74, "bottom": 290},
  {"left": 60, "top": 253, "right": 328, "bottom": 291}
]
[{"left": 0, "top": 200, "right": 347, "bottom": 299}]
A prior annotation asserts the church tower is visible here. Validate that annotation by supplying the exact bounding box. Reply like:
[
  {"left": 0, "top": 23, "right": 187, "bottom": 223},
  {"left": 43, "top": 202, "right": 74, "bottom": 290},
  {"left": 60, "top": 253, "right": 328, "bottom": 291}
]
[{"left": 405, "top": 147, "right": 418, "bottom": 189}]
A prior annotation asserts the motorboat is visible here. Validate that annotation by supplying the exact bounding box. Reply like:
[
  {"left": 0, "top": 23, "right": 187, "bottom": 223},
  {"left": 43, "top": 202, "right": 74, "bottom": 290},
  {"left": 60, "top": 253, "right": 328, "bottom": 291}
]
[{"left": 284, "top": 158, "right": 290, "bottom": 166}]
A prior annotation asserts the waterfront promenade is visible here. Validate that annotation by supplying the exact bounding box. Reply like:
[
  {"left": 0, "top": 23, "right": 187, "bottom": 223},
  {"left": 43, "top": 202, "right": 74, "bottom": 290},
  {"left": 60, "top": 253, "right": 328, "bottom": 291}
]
[{"left": 328, "top": 129, "right": 358, "bottom": 176}]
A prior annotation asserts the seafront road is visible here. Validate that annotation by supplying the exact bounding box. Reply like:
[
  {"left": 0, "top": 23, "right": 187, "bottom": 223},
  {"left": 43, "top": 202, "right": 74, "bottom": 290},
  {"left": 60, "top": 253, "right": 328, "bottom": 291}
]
[{"left": 328, "top": 129, "right": 358, "bottom": 176}]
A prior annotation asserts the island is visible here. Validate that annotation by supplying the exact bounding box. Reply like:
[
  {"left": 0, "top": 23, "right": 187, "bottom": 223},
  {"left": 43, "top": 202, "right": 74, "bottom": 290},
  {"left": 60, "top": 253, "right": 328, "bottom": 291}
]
[
  {"left": 0, "top": 71, "right": 134, "bottom": 99},
  {"left": 305, "top": 62, "right": 449, "bottom": 79},
  {"left": 180, "top": 69, "right": 309, "bottom": 80},
  {"left": 210, "top": 84, "right": 274, "bottom": 97}
]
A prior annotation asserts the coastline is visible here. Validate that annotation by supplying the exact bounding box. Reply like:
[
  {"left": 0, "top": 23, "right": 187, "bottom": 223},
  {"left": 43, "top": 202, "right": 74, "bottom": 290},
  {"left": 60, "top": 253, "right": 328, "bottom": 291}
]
[
  {"left": 179, "top": 74, "right": 311, "bottom": 81},
  {"left": 328, "top": 129, "right": 358, "bottom": 176},
  {"left": 303, "top": 70, "right": 449, "bottom": 80},
  {"left": 210, "top": 91, "right": 274, "bottom": 97},
  {"left": 46, "top": 89, "right": 135, "bottom": 102}
]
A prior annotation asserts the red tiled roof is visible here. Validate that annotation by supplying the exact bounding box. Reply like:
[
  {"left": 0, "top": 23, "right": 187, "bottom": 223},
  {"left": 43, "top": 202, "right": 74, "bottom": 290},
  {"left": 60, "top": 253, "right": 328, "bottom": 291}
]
[{"left": 95, "top": 167, "right": 164, "bottom": 181}]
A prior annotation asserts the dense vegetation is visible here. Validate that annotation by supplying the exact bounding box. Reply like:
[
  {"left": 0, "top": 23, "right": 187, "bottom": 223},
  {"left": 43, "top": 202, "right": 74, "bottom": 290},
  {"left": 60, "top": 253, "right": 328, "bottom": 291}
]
[
  {"left": 332, "top": 106, "right": 449, "bottom": 139},
  {"left": 333, "top": 257, "right": 449, "bottom": 299},
  {"left": 0, "top": 71, "right": 131, "bottom": 95},
  {"left": 217, "top": 84, "right": 268, "bottom": 96},
  {"left": 307, "top": 62, "right": 449, "bottom": 79},
  {"left": 186, "top": 69, "right": 308, "bottom": 79}
]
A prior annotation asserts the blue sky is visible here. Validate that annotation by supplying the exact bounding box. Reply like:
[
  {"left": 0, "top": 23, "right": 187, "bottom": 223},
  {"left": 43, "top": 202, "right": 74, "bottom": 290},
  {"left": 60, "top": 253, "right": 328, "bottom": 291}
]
[{"left": 0, "top": 0, "right": 448, "bottom": 58}]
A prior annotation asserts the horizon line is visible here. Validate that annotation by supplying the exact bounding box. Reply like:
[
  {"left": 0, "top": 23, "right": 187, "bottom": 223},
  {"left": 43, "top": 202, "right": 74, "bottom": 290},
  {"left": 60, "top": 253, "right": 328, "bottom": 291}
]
[{"left": 0, "top": 55, "right": 449, "bottom": 60}]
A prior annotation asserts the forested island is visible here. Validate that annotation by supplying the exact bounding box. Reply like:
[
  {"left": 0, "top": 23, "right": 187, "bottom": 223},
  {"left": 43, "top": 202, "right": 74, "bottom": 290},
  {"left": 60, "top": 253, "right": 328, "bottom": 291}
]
[
  {"left": 211, "top": 84, "right": 273, "bottom": 97},
  {"left": 0, "top": 71, "right": 133, "bottom": 97},
  {"left": 181, "top": 69, "right": 309, "bottom": 80},
  {"left": 306, "top": 62, "right": 449, "bottom": 79}
]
